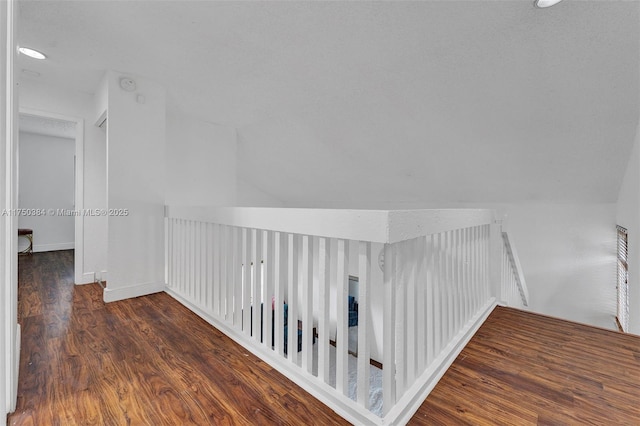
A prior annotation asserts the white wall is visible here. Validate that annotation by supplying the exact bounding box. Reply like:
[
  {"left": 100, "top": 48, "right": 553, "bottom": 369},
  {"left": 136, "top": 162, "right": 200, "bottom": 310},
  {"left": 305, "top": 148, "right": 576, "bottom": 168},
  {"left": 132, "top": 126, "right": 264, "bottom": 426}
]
[
  {"left": 236, "top": 178, "right": 285, "bottom": 207},
  {"left": 19, "top": 79, "right": 107, "bottom": 283},
  {"left": 504, "top": 204, "right": 617, "bottom": 330},
  {"left": 104, "top": 70, "right": 166, "bottom": 302},
  {"left": 18, "top": 131, "right": 74, "bottom": 252},
  {"left": 617, "top": 127, "right": 640, "bottom": 334},
  {"left": 166, "top": 112, "right": 236, "bottom": 206}
]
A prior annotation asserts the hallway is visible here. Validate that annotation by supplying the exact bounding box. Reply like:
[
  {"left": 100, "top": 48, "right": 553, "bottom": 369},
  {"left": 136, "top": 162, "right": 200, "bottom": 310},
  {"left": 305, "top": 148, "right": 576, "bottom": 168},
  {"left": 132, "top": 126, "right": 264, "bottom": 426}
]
[{"left": 9, "top": 251, "right": 347, "bottom": 425}]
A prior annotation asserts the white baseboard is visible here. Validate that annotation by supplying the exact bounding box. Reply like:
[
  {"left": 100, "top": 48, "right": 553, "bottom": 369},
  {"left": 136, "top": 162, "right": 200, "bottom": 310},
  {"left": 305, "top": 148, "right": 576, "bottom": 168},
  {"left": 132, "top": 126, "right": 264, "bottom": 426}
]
[
  {"left": 34, "top": 242, "right": 74, "bottom": 252},
  {"left": 103, "top": 281, "right": 166, "bottom": 303},
  {"left": 11, "top": 324, "right": 20, "bottom": 412},
  {"left": 76, "top": 272, "right": 96, "bottom": 285}
]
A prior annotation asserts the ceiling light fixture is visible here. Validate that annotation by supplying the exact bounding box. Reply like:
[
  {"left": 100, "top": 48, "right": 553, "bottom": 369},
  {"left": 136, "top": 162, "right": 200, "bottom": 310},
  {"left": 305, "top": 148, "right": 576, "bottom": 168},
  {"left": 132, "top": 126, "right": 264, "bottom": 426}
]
[
  {"left": 534, "top": 0, "right": 563, "bottom": 8},
  {"left": 18, "top": 47, "right": 46, "bottom": 60}
]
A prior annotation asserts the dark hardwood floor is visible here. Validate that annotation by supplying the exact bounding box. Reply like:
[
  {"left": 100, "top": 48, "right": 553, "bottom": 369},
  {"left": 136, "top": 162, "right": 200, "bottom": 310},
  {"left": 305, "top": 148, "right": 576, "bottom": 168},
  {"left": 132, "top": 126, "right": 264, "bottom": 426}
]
[
  {"left": 9, "top": 250, "right": 640, "bottom": 425},
  {"left": 9, "top": 251, "right": 348, "bottom": 425},
  {"left": 411, "top": 306, "right": 640, "bottom": 425}
]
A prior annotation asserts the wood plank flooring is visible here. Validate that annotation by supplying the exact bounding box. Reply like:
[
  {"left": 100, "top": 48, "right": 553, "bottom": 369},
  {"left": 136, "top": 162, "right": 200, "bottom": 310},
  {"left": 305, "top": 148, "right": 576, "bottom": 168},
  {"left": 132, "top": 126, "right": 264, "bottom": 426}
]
[
  {"left": 411, "top": 306, "right": 640, "bottom": 425},
  {"left": 8, "top": 251, "right": 348, "bottom": 425},
  {"left": 8, "top": 250, "right": 640, "bottom": 425}
]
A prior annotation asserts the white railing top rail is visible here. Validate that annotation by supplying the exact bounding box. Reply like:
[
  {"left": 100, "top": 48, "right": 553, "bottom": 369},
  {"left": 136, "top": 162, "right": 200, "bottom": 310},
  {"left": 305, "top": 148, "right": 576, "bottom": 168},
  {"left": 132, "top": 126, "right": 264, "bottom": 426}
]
[
  {"left": 165, "top": 206, "right": 496, "bottom": 244},
  {"left": 502, "top": 231, "right": 529, "bottom": 306}
]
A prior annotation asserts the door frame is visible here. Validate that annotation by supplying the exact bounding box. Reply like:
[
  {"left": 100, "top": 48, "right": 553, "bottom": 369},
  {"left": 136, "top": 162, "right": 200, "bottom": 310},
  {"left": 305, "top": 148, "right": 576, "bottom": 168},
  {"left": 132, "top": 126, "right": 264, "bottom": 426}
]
[{"left": 19, "top": 107, "right": 85, "bottom": 284}]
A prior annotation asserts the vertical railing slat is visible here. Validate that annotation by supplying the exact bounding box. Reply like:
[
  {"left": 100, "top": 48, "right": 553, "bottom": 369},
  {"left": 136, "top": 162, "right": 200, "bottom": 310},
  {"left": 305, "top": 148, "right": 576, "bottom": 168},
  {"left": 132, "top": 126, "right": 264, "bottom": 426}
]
[
  {"left": 336, "top": 239, "right": 349, "bottom": 395},
  {"left": 451, "top": 229, "right": 458, "bottom": 333},
  {"left": 233, "top": 227, "right": 242, "bottom": 327},
  {"left": 485, "top": 225, "right": 490, "bottom": 300},
  {"left": 165, "top": 218, "right": 171, "bottom": 288},
  {"left": 287, "top": 234, "right": 299, "bottom": 363},
  {"left": 201, "top": 222, "right": 208, "bottom": 308},
  {"left": 251, "top": 229, "right": 262, "bottom": 340},
  {"left": 274, "top": 232, "right": 284, "bottom": 355},
  {"left": 181, "top": 220, "right": 186, "bottom": 294},
  {"left": 425, "top": 234, "right": 434, "bottom": 365},
  {"left": 173, "top": 219, "right": 178, "bottom": 290},
  {"left": 301, "top": 235, "right": 314, "bottom": 373},
  {"left": 264, "top": 231, "right": 275, "bottom": 348},
  {"left": 434, "top": 232, "right": 442, "bottom": 357},
  {"left": 446, "top": 230, "right": 454, "bottom": 342},
  {"left": 382, "top": 242, "right": 396, "bottom": 415},
  {"left": 357, "top": 241, "right": 371, "bottom": 408},
  {"left": 196, "top": 221, "right": 202, "bottom": 306},
  {"left": 190, "top": 220, "right": 196, "bottom": 300},
  {"left": 231, "top": 226, "right": 238, "bottom": 322},
  {"left": 242, "top": 228, "right": 251, "bottom": 335},
  {"left": 201, "top": 221, "right": 208, "bottom": 307},
  {"left": 396, "top": 241, "right": 406, "bottom": 396},
  {"left": 464, "top": 227, "right": 475, "bottom": 319},
  {"left": 222, "top": 225, "right": 229, "bottom": 320},
  {"left": 455, "top": 228, "right": 462, "bottom": 331},
  {"left": 441, "top": 231, "right": 448, "bottom": 344},
  {"left": 416, "top": 236, "right": 426, "bottom": 375},
  {"left": 406, "top": 238, "right": 417, "bottom": 388},
  {"left": 213, "top": 224, "right": 221, "bottom": 317},
  {"left": 470, "top": 226, "right": 477, "bottom": 313},
  {"left": 318, "top": 237, "right": 331, "bottom": 384}
]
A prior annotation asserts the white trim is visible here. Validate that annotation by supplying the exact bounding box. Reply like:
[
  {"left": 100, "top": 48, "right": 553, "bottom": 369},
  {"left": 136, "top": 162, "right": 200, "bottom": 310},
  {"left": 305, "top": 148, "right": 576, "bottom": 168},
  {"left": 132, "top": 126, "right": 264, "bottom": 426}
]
[
  {"left": 385, "top": 299, "right": 497, "bottom": 425},
  {"left": 19, "top": 107, "right": 85, "bottom": 285},
  {"left": 2, "top": 0, "right": 18, "bottom": 418},
  {"left": 78, "top": 272, "right": 96, "bottom": 285},
  {"left": 33, "top": 242, "right": 74, "bottom": 252},
  {"left": 103, "top": 281, "right": 165, "bottom": 303},
  {"left": 166, "top": 206, "right": 496, "bottom": 245},
  {"left": 12, "top": 323, "right": 19, "bottom": 412}
]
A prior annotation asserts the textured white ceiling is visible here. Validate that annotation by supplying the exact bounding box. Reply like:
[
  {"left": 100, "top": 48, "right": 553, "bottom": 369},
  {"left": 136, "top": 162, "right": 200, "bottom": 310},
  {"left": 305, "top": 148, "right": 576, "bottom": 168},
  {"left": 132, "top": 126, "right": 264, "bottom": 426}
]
[{"left": 16, "top": 0, "right": 640, "bottom": 205}]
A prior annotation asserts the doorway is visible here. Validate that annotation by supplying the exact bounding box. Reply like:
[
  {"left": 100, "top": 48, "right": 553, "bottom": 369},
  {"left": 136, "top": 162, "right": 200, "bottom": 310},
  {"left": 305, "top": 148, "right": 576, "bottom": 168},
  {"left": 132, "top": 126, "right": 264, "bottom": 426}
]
[{"left": 18, "top": 108, "right": 85, "bottom": 283}]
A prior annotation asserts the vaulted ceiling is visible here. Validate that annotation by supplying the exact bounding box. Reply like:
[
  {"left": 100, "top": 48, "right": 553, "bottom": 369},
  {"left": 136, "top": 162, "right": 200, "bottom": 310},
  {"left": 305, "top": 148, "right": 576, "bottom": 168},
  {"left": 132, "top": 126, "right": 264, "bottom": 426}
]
[{"left": 17, "top": 0, "right": 640, "bottom": 206}]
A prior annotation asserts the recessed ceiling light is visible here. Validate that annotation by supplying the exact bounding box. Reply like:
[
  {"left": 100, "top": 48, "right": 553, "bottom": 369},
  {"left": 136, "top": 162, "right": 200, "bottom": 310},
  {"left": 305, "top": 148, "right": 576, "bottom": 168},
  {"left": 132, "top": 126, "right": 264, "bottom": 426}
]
[
  {"left": 18, "top": 47, "right": 46, "bottom": 60},
  {"left": 534, "top": 0, "right": 563, "bottom": 8}
]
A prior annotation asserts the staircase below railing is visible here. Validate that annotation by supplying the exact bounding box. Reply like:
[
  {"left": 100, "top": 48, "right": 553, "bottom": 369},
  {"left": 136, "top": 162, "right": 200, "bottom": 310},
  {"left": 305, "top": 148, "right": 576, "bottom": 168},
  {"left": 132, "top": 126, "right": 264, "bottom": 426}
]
[
  {"left": 501, "top": 231, "right": 529, "bottom": 308},
  {"left": 163, "top": 207, "right": 527, "bottom": 425}
]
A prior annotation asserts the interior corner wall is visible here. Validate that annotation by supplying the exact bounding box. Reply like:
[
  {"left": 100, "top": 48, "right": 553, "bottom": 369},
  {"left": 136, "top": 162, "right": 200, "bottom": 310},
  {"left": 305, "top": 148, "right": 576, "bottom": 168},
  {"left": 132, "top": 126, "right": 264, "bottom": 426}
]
[
  {"left": 18, "top": 131, "right": 75, "bottom": 251},
  {"left": 503, "top": 203, "right": 617, "bottom": 330},
  {"left": 18, "top": 79, "right": 107, "bottom": 283},
  {"left": 616, "top": 127, "right": 640, "bottom": 334},
  {"left": 104, "top": 70, "right": 166, "bottom": 302},
  {"left": 165, "top": 112, "right": 236, "bottom": 206}
]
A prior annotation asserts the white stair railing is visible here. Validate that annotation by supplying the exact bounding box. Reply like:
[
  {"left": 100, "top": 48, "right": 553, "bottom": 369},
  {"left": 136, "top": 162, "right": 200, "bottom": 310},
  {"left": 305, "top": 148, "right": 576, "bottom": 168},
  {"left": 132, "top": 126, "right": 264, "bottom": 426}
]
[
  {"left": 164, "top": 207, "right": 517, "bottom": 425},
  {"left": 501, "top": 232, "right": 529, "bottom": 308}
]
